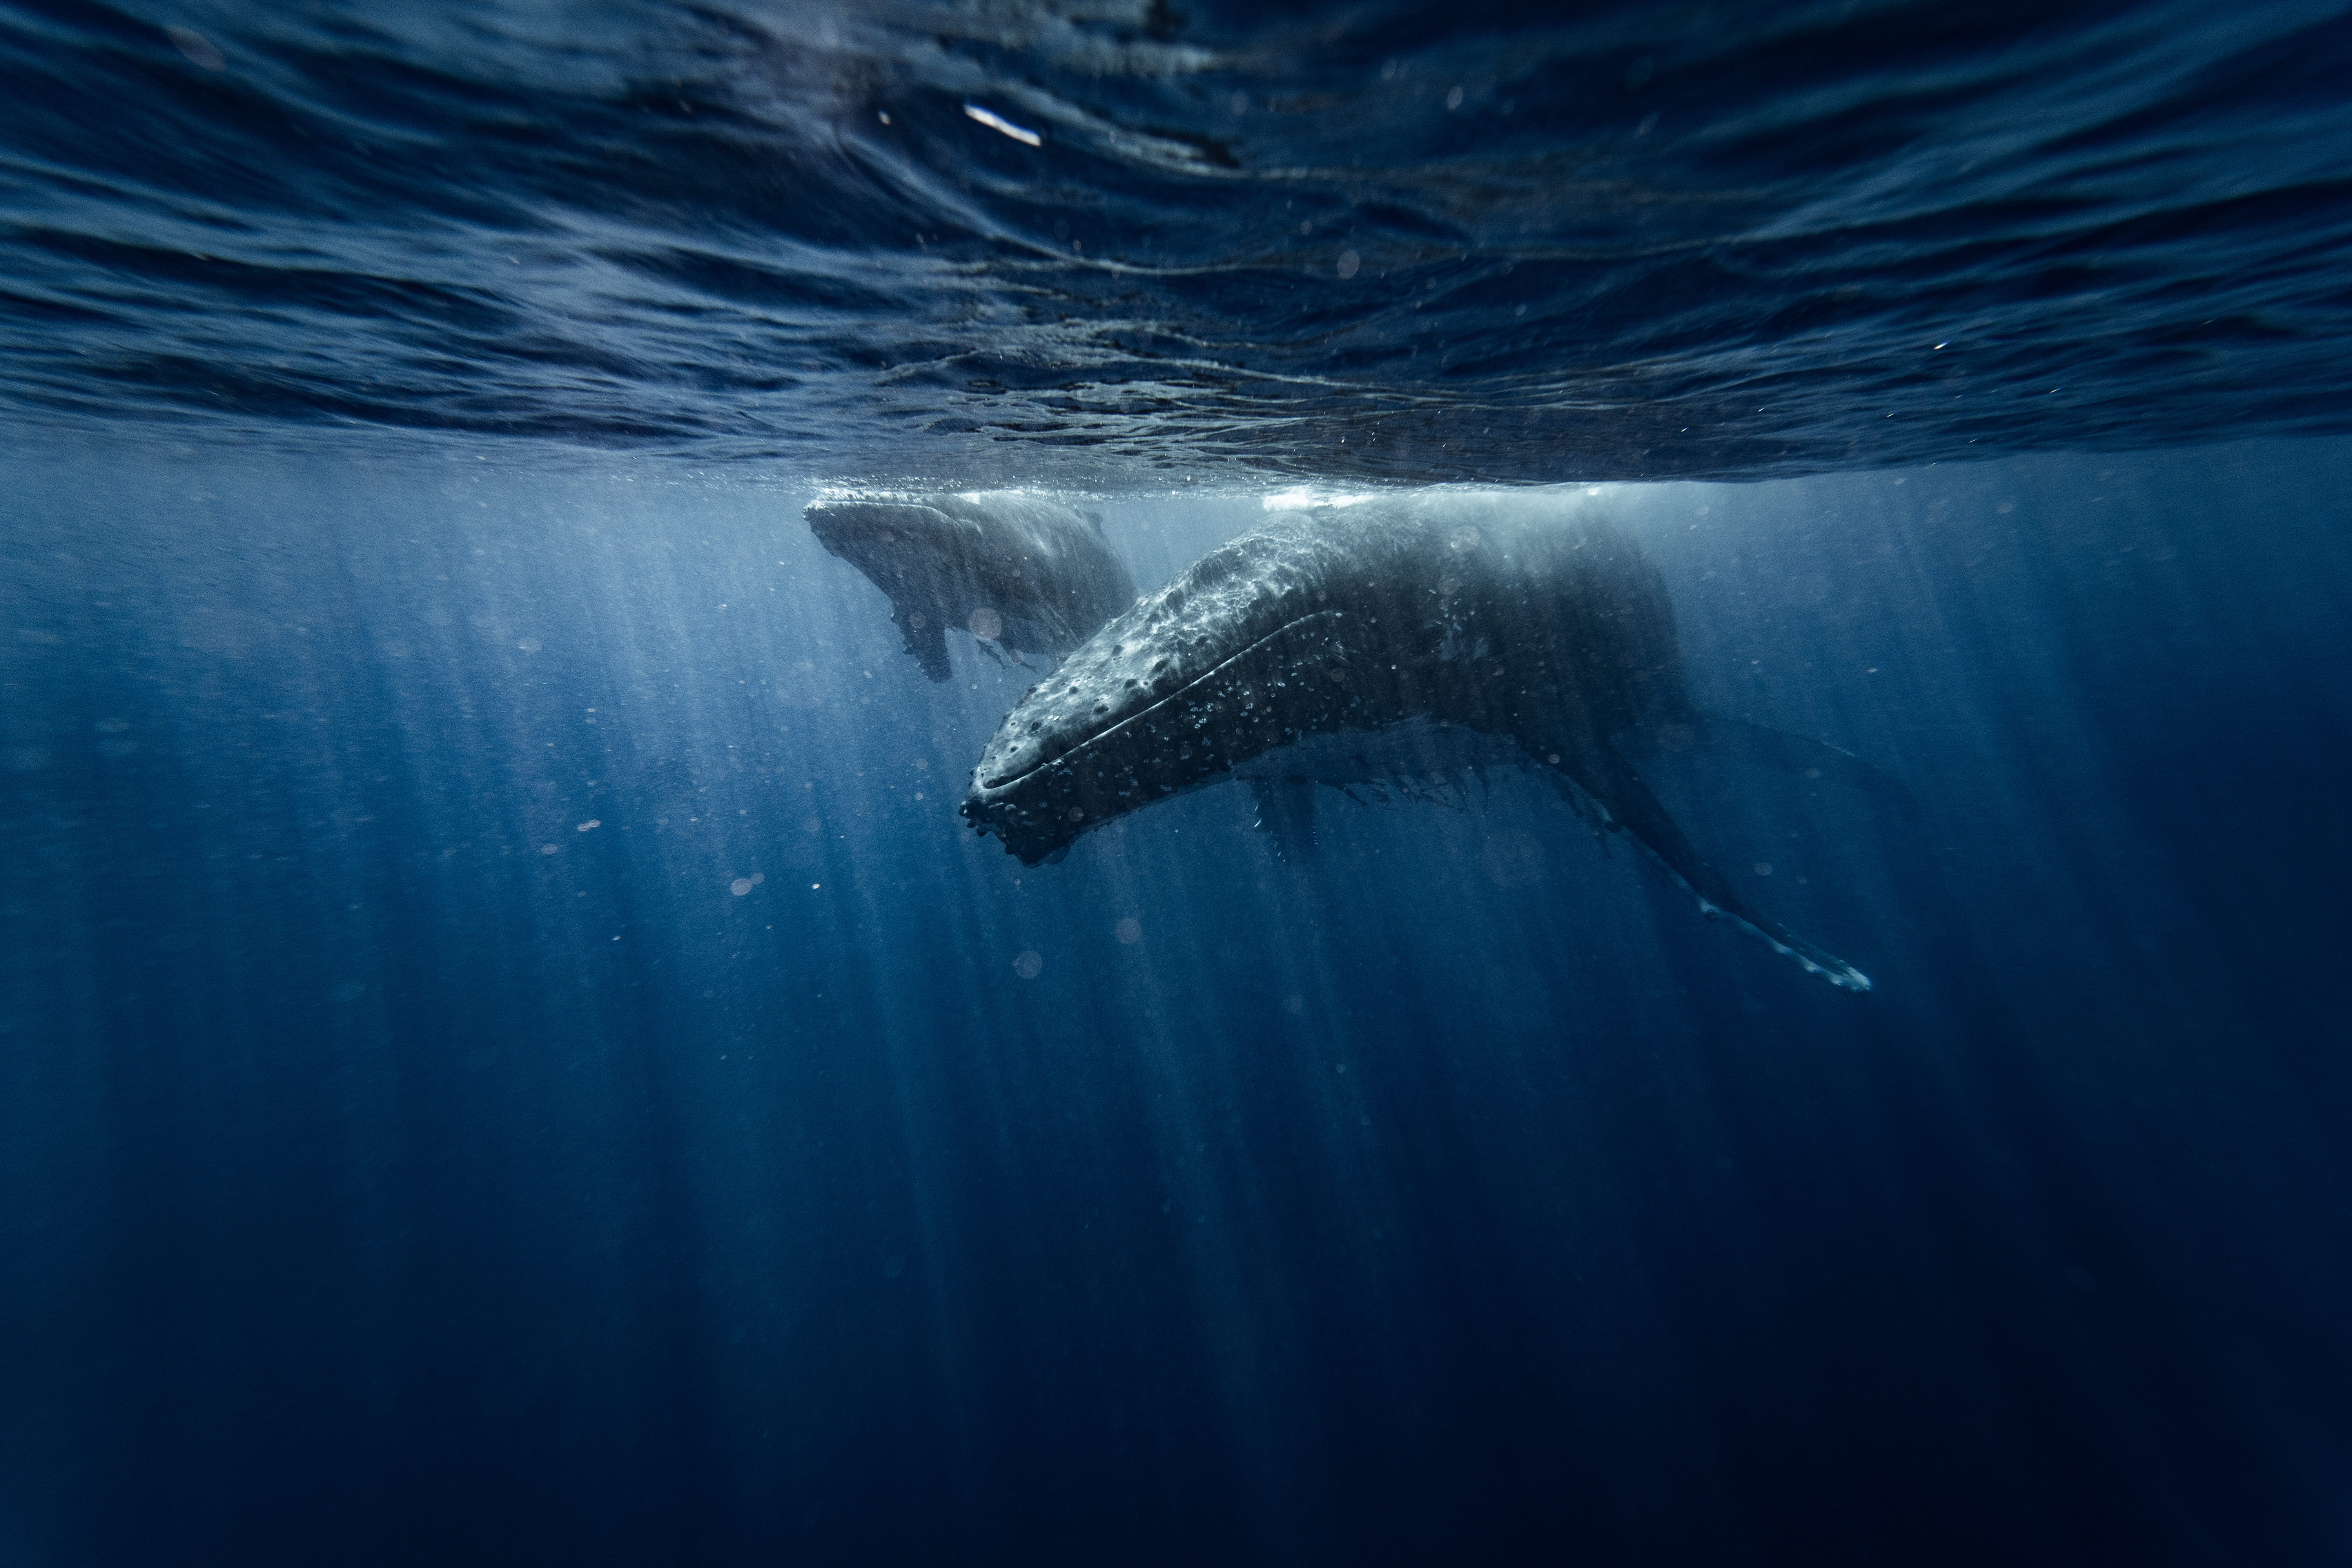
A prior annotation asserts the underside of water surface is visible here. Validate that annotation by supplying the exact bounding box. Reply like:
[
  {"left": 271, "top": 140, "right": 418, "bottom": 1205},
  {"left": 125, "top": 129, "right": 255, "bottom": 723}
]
[{"left": 4, "top": 0, "right": 2350, "bottom": 479}]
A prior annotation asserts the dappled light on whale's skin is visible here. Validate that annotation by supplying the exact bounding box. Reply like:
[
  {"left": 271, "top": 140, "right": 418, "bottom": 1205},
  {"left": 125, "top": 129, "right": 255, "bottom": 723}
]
[{"left": 962, "top": 487, "right": 1891, "bottom": 990}]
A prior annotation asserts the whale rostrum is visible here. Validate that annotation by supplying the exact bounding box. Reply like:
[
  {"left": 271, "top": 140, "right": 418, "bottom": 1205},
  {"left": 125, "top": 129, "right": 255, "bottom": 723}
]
[
  {"left": 806, "top": 491, "right": 1137, "bottom": 681},
  {"left": 960, "top": 491, "right": 1891, "bottom": 991}
]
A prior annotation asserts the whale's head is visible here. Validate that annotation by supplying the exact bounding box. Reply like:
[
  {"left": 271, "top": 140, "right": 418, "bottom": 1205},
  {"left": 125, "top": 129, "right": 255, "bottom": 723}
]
[{"left": 960, "top": 514, "right": 1426, "bottom": 863}]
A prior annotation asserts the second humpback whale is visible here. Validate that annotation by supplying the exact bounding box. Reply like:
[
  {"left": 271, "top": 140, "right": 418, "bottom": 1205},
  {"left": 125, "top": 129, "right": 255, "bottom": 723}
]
[
  {"left": 806, "top": 491, "right": 1136, "bottom": 681},
  {"left": 960, "top": 490, "right": 1897, "bottom": 990}
]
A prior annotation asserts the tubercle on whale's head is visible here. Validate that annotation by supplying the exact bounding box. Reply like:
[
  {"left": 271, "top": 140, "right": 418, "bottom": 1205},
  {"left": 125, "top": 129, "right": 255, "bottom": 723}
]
[{"left": 960, "top": 526, "right": 1383, "bottom": 864}]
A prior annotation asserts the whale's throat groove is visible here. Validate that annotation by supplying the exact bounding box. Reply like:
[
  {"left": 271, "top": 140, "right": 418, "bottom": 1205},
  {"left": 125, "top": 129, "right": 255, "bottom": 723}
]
[{"left": 981, "top": 609, "right": 1341, "bottom": 793}]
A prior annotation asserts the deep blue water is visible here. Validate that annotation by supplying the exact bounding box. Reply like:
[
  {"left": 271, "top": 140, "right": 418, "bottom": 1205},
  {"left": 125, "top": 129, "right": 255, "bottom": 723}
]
[
  {"left": 5, "top": 4, "right": 2352, "bottom": 1566},
  {"left": 7, "top": 444, "right": 2350, "bottom": 1564}
]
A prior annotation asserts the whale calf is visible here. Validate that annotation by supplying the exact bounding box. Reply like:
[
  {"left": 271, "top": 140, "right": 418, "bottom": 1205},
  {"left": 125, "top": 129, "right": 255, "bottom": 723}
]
[
  {"left": 960, "top": 490, "right": 1890, "bottom": 990},
  {"left": 806, "top": 491, "right": 1137, "bottom": 681}
]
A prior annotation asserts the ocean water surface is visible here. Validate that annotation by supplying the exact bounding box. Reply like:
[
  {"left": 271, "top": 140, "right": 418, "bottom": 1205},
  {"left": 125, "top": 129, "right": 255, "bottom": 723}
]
[{"left": 4, "top": 2, "right": 2351, "bottom": 1565}]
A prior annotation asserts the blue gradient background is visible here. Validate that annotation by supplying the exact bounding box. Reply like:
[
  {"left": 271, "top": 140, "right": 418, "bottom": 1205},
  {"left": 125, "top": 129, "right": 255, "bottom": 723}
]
[{"left": 5, "top": 440, "right": 2348, "bottom": 1564}]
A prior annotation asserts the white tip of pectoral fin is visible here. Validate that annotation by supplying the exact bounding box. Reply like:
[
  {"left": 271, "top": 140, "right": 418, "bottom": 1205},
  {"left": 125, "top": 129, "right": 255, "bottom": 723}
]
[{"left": 1696, "top": 898, "right": 1871, "bottom": 991}]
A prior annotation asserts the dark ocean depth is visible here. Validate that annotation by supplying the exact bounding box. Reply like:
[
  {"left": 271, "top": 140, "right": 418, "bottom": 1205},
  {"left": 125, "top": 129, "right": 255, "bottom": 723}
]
[{"left": 4, "top": 4, "right": 2352, "bottom": 1566}]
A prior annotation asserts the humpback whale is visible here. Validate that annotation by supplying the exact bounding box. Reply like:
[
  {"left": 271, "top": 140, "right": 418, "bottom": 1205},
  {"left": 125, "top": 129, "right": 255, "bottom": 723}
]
[
  {"left": 960, "top": 490, "right": 1895, "bottom": 991},
  {"left": 806, "top": 491, "right": 1137, "bottom": 681}
]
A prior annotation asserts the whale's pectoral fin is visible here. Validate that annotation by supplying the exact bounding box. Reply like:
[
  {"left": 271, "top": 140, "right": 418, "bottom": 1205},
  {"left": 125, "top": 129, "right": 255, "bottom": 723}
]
[
  {"left": 897, "top": 609, "right": 952, "bottom": 682},
  {"left": 1542, "top": 740, "right": 1872, "bottom": 992},
  {"left": 1248, "top": 778, "right": 1319, "bottom": 862}
]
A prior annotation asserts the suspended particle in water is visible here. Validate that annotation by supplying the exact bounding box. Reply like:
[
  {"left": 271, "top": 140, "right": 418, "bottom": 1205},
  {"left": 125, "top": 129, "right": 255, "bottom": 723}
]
[
  {"left": 731, "top": 878, "right": 753, "bottom": 896},
  {"left": 1115, "top": 917, "right": 1142, "bottom": 944},
  {"left": 1013, "top": 950, "right": 1044, "bottom": 979},
  {"left": 969, "top": 607, "right": 1003, "bottom": 641}
]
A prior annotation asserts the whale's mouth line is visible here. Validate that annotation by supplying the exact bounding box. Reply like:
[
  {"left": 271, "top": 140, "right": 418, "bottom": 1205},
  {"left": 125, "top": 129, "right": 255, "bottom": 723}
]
[{"left": 975, "top": 609, "right": 1335, "bottom": 797}]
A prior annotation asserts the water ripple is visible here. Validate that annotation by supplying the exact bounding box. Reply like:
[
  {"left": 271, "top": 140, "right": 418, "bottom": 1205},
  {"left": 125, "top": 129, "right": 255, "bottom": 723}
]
[{"left": 2, "top": 0, "right": 2348, "bottom": 481}]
